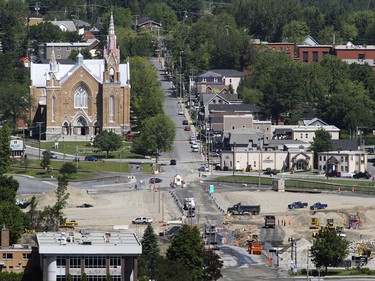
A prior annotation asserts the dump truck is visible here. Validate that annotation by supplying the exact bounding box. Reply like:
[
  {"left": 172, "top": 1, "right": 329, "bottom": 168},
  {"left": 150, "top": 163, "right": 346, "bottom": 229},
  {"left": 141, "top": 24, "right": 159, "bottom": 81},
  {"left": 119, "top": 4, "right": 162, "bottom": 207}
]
[
  {"left": 349, "top": 215, "right": 360, "bottom": 229},
  {"left": 184, "top": 198, "right": 196, "bottom": 217},
  {"left": 264, "top": 215, "right": 276, "bottom": 228},
  {"left": 247, "top": 235, "right": 262, "bottom": 255},
  {"left": 309, "top": 217, "right": 320, "bottom": 229},
  {"left": 227, "top": 202, "right": 260, "bottom": 215}
]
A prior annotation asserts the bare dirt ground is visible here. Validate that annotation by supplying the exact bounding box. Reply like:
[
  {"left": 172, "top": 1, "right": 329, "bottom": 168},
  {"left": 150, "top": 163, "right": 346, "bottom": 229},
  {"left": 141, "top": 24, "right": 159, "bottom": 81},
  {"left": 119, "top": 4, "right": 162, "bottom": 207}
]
[
  {"left": 31, "top": 186, "right": 182, "bottom": 237},
  {"left": 28, "top": 185, "right": 375, "bottom": 270}
]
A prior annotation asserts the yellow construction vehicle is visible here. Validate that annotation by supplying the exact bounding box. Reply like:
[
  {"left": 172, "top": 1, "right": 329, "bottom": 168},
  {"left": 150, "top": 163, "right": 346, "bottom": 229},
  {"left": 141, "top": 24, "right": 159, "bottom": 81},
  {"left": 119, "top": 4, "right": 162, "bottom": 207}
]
[
  {"left": 309, "top": 217, "right": 320, "bottom": 229},
  {"left": 326, "top": 219, "right": 335, "bottom": 230}
]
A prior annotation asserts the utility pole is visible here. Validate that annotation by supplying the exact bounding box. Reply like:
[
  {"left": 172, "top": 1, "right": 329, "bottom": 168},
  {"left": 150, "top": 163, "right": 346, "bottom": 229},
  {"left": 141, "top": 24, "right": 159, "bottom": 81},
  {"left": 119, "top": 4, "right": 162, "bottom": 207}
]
[
  {"left": 179, "top": 51, "right": 184, "bottom": 99},
  {"left": 232, "top": 142, "right": 236, "bottom": 176}
]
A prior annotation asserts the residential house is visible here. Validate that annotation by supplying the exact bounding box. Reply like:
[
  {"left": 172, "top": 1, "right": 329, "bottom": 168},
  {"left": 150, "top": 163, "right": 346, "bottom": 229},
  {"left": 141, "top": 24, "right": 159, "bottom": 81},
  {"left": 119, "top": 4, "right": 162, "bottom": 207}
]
[
  {"left": 272, "top": 122, "right": 340, "bottom": 142},
  {"left": 136, "top": 17, "right": 162, "bottom": 30},
  {"left": 199, "top": 93, "right": 241, "bottom": 121},
  {"left": 38, "top": 41, "right": 100, "bottom": 62},
  {"left": 50, "top": 19, "right": 77, "bottom": 32},
  {"left": 195, "top": 69, "right": 243, "bottom": 95}
]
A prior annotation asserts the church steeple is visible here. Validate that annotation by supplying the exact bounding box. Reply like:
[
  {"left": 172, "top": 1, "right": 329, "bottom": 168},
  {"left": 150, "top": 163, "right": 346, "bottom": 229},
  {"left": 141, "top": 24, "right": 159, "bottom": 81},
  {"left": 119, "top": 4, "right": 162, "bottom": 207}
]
[
  {"left": 49, "top": 47, "right": 58, "bottom": 73},
  {"left": 104, "top": 12, "right": 120, "bottom": 63}
]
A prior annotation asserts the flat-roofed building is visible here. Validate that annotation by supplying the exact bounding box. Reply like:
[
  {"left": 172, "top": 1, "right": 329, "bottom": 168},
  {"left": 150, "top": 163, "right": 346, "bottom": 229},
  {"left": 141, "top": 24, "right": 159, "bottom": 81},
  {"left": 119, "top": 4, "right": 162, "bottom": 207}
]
[{"left": 36, "top": 231, "right": 142, "bottom": 281}]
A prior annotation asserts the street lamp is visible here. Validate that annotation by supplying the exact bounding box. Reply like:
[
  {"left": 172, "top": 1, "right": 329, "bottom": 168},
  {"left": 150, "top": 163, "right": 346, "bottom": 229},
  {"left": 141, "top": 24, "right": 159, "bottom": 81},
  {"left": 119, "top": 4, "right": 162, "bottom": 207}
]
[
  {"left": 179, "top": 51, "right": 184, "bottom": 99},
  {"left": 36, "top": 122, "right": 44, "bottom": 160},
  {"left": 258, "top": 138, "right": 263, "bottom": 190},
  {"left": 232, "top": 142, "right": 236, "bottom": 176}
]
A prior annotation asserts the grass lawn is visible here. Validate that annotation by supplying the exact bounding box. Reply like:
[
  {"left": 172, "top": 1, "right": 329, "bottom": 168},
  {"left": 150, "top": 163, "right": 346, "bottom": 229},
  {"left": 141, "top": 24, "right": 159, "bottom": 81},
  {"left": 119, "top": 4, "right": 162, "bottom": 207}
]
[
  {"left": 213, "top": 174, "right": 375, "bottom": 195},
  {"left": 10, "top": 159, "right": 134, "bottom": 180},
  {"left": 32, "top": 141, "right": 144, "bottom": 159}
]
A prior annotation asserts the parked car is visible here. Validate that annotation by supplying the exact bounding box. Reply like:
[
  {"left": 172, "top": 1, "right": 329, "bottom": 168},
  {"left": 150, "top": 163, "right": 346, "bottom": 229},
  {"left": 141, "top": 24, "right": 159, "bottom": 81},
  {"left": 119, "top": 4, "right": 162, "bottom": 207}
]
[
  {"left": 184, "top": 126, "right": 191, "bottom": 131},
  {"left": 170, "top": 159, "right": 177, "bottom": 165},
  {"left": 353, "top": 171, "right": 371, "bottom": 179},
  {"left": 192, "top": 148, "right": 199, "bottom": 152},
  {"left": 198, "top": 166, "right": 209, "bottom": 172},
  {"left": 341, "top": 172, "right": 354, "bottom": 178},
  {"left": 77, "top": 203, "right": 93, "bottom": 208},
  {"left": 182, "top": 120, "right": 189, "bottom": 125},
  {"left": 178, "top": 110, "right": 184, "bottom": 115},
  {"left": 149, "top": 178, "right": 163, "bottom": 184},
  {"left": 132, "top": 217, "right": 153, "bottom": 224},
  {"left": 43, "top": 150, "right": 57, "bottom": 159},
  {"left": 85, "top": 156, "right": 98, "bottom": 161},
  {"left": 191, "top": 143, "right": 198, "bottom": 149},
  {"left": 264, "top": 168, "right": 279, "bottom": 175},
  {"left": 189, "top": 136, "right": 196, "bottom": 142}
]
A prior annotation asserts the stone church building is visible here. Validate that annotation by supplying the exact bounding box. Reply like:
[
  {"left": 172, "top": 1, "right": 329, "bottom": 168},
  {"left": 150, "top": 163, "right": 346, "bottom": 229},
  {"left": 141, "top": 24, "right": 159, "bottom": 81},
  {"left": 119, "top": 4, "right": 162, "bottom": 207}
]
[{"left": 29, "top": 14, "right": 130, "bottom": 140}]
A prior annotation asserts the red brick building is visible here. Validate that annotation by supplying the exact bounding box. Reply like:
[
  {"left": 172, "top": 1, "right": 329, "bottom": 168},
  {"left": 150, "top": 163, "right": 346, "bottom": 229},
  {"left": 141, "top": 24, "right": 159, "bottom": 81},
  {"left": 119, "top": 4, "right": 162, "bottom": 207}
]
[
  {"left": 253, "top": 40, "right": 295, "bottom": 59},
  {"left": 333, "top": 42, "right": 375, "bottom": 71},
  {"left": 296, "top": 45, "right": 332, "bottom": 63}
]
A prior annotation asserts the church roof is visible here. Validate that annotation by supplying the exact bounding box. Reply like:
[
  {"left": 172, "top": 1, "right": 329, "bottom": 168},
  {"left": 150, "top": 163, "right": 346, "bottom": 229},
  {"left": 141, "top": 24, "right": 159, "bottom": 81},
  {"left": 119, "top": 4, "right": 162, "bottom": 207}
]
[{"left": 30, "top": 59, "right": 130, "bottom": 88}]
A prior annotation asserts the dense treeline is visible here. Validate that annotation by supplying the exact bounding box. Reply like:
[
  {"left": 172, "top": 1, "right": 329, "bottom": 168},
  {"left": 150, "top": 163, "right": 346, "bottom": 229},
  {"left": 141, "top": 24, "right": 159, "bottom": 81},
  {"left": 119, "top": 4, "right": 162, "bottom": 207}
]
[{"left": 1, "top": 0, "right": 375, "bottom": 132}]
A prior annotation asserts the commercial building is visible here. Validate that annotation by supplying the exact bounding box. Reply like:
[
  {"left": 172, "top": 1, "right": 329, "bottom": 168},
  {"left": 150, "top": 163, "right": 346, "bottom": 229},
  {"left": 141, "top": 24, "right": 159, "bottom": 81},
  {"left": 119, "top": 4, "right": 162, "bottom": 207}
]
[{"left": 37, "top": 230, "right": 142, "bottom": 281}]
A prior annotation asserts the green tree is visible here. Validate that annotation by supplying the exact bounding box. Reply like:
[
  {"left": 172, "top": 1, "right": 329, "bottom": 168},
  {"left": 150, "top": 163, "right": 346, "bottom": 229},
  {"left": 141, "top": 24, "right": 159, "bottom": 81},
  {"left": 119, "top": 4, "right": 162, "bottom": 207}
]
[
  {"left": 54, "top": 175, "right": 70, "bottom": 225},
  {"left": 133, "top": 114, "right": 176, "bottom": 162},
  {"left": 69, "top": 48, "right": 92, "bottom": 60},
  {"left": 40, "top": 153, "right": 51, "bottom": 171},
  {"left": 310, "top": 229, "right": 349, "bottom": 273},
  {"left": 204, "top": 248, "right": 223, "bottom": 280},
  {"left": 93, "top": 130, "right": 122, "bottom": 158},
  {"left": 155, "top": 257, "right": 191, "bottom": 281},
  {"left": 249, "top": 51, "right": 305, "bottom": 123},
  {"left": 0, "top": 82, "right": 31, "bottom": 128},
  {"left": 25, "top": 196, "right": 40, "bottom": 231},
  {"left": 166, "top": 225, "right": 204, "bottom": 281},
  {"left": 20, "top": 155, "right": 31, "bottom": 172},
  {"left": 0, "top": 175, "right": 19, "bottom": 203},
  {"left": 0, "top": 271, "right": 23, "bottom": 281},
  {"left": 82, "top": 273, "right": 88, "bottom": 281},
  {"left": 59, "top": 162, "right": 78, "bottom": 178},
  {"left": 105, "top": 274, "right": 112, "bottom": 281},
  {"left": 0, "top": 125, "right": 11, "bottom": 174},
  {"left": 140, "top": 224, "right": 160, "bottom": 280},
  {"left": 130, "top": 57, "right": 165, "bottom": 122},
  {"left": 282, "top": 20, "right": 310, "bottom": 44},
  {"left": 310, "top": 128, "right": 332, "bottom": 169},
  {"left": 0, "top": 202, "right": 24, "bottom": 244}
]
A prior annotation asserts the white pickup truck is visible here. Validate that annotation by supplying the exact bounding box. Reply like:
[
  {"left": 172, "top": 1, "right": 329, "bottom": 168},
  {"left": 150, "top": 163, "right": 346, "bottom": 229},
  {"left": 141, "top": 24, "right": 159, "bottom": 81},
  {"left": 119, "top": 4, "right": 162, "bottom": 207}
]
[{"left": 132, "top": 217, "right": 153, "bottom": 224}]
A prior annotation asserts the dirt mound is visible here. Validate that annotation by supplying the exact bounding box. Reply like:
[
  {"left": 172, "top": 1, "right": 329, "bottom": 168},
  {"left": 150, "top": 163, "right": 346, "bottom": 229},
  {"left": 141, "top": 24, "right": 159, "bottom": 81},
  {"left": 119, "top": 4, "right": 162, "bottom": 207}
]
[{"left": 35, "top": 185, "right": 95, "bottom": 209}]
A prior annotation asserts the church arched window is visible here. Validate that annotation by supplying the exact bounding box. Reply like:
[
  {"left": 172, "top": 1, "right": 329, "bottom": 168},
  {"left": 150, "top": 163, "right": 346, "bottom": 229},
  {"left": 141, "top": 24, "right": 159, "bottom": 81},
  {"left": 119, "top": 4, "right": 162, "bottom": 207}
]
[
  {"left": 52, "top": 96, "right": 55, "bottom": 121},
  {"left": 74, "top": 86, "right": 88, "bottom": 109},
  {"left": 110, "top": 68, "right": 115, "bottom": 82},
  {"left": 109, "top": 96, "right": 114, "bottom": 121}
]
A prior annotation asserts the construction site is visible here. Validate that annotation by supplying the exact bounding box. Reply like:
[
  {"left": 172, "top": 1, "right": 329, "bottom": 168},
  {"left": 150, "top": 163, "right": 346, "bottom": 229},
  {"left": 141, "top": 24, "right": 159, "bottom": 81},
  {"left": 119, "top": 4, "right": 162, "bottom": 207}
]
[{"left": 21, "top": 179, "right": 375, "bottom": 275}]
